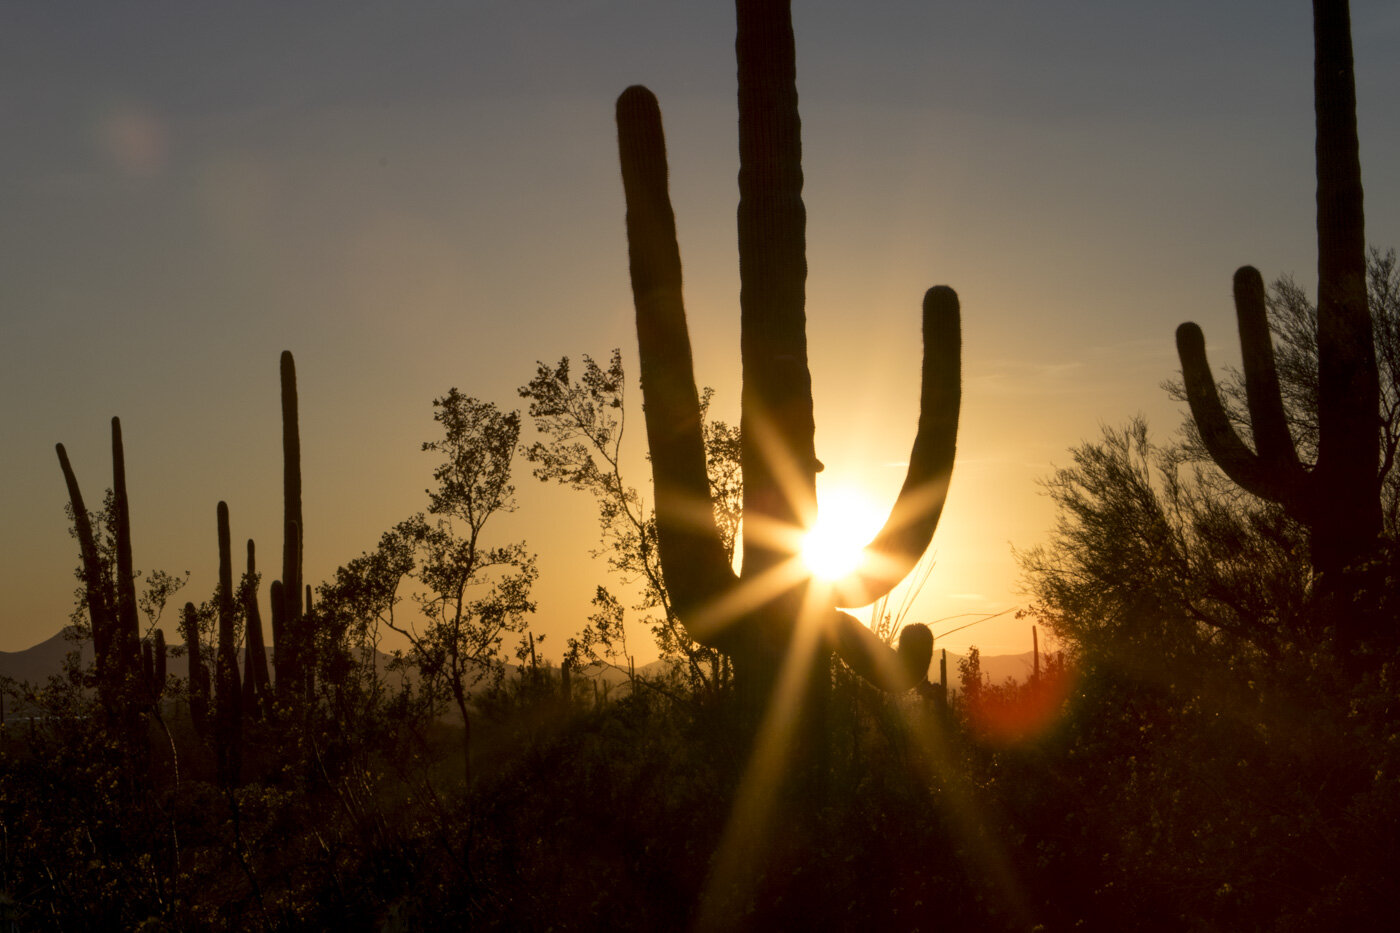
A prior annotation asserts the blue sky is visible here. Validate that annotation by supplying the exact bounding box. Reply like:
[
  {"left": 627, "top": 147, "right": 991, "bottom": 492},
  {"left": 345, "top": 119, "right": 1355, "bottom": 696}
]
[{"left": 3, "top": 1, "right": 1398, "bottom": 656}]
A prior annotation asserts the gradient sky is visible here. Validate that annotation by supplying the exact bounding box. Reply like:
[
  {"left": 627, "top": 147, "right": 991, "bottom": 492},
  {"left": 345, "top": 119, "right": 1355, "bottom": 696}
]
[{"left": 3, "top": 1, "right": 1398, "bottom": 660}]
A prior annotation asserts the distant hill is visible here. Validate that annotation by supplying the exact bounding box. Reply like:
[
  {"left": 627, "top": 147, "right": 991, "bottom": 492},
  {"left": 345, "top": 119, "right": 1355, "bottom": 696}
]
[{"left": 0, "top": 627, "right": 90, "bottom": 685}]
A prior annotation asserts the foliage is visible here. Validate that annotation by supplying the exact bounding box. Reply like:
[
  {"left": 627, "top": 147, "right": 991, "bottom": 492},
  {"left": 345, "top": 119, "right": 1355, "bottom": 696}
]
[
  {"left": 519, "top": 351, "right": 736, "bottom": 695},
  {"left": 1019, "top": 418, "right": 1312, "bottom": 678},
  {"left": 336, "top": 390, "right": 539, "bottom": 778},
  {"left": 1014, "top": 250, "right": 1400, "bottom": 929}
]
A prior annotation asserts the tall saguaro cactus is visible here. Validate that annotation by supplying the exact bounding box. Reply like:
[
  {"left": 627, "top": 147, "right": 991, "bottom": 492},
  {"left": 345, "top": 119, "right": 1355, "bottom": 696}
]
[
  {"left": 616, "top": 0, "right": 959, "bottom": 696},
  {"left": 1176, "top": 0, "right": 1378, "bottom": 582},
  {"left": 276, "top": 350, "right": 307, "bottom": 707}
]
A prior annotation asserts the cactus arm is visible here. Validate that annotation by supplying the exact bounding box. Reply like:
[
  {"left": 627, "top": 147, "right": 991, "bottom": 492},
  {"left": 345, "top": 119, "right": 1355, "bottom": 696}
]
[
  {"left": 55, "top": 443, "right": 114, "bottom": 669},
  {"left": 1232, "top": 266, "right": 1302, "bottom": 472},
  {"left": 617, "top": 86, "right": 738, "bottom": 639},
  {"left": 830, "top": 612, "right": 932, "bottom": 693},
  {"left": 834, "top": 286, "right": 961, "bottom": 607},
  {"left": 736, "top": 0, "right": 817, "bottom": 579},
  {"left": 1176, "top": 321, "right": 1300, "bottom": 503}
]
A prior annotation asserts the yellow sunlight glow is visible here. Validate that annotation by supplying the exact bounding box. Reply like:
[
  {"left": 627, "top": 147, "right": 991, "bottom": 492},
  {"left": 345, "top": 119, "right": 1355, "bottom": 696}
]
[{"left": 800, "top": 485, "right": 885, "bottom": 581}]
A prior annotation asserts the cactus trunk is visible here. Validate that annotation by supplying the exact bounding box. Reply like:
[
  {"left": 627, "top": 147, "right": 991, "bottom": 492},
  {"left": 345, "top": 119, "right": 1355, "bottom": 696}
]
[
  {"left": 242, "top": 539, "right": 272, "bottom": 716},
  {"left": 215, "top": 502, "right": 242, "bottom": 785},
  {"left": 277, "top": 350, "right": 307, "bottom": 708},
  {"left": 182, "top": 601, "right": 210, "bottom": 733},
  {"left": 111, "top": 417, "right": 141, "bottom": 691}
]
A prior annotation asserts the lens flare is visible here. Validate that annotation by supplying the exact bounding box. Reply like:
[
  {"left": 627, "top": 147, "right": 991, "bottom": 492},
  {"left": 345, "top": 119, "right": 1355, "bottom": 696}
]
[{"left": 800, "top": 486, "right": 884, "bottom": 581}]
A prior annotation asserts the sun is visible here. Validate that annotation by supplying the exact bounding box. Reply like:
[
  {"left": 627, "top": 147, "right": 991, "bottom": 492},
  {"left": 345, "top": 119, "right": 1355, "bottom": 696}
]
[{"left": 800, "top": 485, "right": 886, "bottom": 582}]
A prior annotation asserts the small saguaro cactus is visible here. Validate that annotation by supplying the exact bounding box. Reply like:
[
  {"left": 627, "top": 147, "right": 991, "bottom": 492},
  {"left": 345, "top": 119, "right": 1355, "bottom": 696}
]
[
  {"left": 615, "top": 0, "right": 958, "bottom": 698},
  {"left": 55, "top": 417, "right": 143, "bottom": 716},
  {"left": 182, "top": 600, "right": 210, "bottom": 733},
  {"left": 215, "top": 501, "right": 243, "bottom": 785},
  {"left": 1175, "top": 0, "right": 1379, "bottom": 584},
  {"left": 241, "top": 539, "right": 272, "bottom": 716},
  {"left": 152, "top": 628, "right": 167, "bottom": 696}
]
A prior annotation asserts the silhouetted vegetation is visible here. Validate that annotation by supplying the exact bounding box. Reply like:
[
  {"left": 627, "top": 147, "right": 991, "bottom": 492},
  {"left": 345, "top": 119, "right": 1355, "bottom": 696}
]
[{"left": 5, "top": 0, "right": 1397, "bottom": 930}]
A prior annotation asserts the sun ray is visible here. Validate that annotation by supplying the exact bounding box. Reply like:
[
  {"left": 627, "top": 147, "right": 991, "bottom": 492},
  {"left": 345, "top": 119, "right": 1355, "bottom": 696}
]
[{"left": 693, "top": 573, "right": 835, "bottom": 929}]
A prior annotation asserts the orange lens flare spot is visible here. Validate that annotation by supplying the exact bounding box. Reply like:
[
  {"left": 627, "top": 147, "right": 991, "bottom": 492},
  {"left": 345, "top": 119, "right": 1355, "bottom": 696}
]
[{"left": 965, "top": 663, "right": 1076, "bottom": 746}]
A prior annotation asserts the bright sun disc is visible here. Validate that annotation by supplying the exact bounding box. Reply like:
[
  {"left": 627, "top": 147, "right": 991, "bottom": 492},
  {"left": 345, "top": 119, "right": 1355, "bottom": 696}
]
[{"left": 801, "top": 487, "right": 885, "bottom": 581}]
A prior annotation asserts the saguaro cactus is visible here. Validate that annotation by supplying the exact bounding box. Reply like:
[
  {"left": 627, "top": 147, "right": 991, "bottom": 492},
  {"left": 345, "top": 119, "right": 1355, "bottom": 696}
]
[
  {"left": 1176, "top": 0, "right": 1378, "bottom": 581},
  {"left": 276, "top": 350, "right": 307, "bottom": 707},
  {"left": 56, "top": 442, "right": 116, "bottom": 696},
  {"left": 241, "top": 539, "right": 272, "bottom": 716},
  {"left": 55, "top": 417, "right": 143, "bottom": 715},
  {"left": 616, "top": 0, "right": 958, "bottom": 697},
  {"left": 215, "top": 502, "right": 243, "bottom": 785},
  {"left": 183, "top": 601, "right": 210, "bottom": 732}
]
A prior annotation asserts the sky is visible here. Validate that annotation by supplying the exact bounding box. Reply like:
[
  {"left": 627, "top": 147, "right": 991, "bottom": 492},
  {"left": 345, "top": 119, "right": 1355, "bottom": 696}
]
[{"left": 3, "top": 1, "right": 1398, "bottom": 660}]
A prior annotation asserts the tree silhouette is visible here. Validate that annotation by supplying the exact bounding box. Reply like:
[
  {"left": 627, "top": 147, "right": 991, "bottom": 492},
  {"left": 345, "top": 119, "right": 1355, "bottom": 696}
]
[{"left": 379, "top": 389, "right": 537, "bottom": 784}]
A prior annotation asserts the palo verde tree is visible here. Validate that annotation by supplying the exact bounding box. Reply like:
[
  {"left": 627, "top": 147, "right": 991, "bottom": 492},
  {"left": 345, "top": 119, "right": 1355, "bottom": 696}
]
[
  {"left": 380, "top": 389, "right": 538, "bottom": 782},
  {"left": 1175, "top": 0, "right": 1380, "bottom": 599},
  {"left": 614, "top": 0, "right": 958, "bottom": 705}
]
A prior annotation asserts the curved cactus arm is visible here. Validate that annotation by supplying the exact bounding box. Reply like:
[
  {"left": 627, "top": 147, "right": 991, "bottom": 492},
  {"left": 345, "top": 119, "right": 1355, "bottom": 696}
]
[
  {"left": 1177, "top": 320, "right": 1303, "bottom": 505},
  {"left": 1232, "top": 266, "right": 1303, "bottom": 471},
  {"left": 833, "top": 286, "right": 961, "bottom": 607},
  {"left": 830, "top": 612, "right": 932, "bottom": 693},
  {"left": 55, "top": 443, "right": 115, "bottom": 668},
  {"left": 617, "top": 85, "right": 738, "bottom": 640}
]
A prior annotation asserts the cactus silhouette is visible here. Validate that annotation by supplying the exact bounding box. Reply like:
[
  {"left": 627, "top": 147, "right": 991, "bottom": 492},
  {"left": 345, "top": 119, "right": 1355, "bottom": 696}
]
[
  {"left": 152, "top": 628, "right": 167, "bottom": 696},
  {"left": 55, "top": 418, "right": 144, "bottom": 716},
  {"left": 215, "top": 502, "right": 243, "bottom": 785},
  {"left": 1176, "top": 0, "right": 1378, "bottom": 581},
  {"left": 56, "top": 441, "right": 117, "bottom": 698},
  {"left": 276, "top": 350, "right": 308, "bottom": 708},
  {"left": 615, "top": 0, "right": 957, "bottom": 698},
  {"left": 182, "top": 600, "right": 210, "bottom": 733},
  {"left": 241, "top": 539, "right": 272, "bottom": 716}
]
